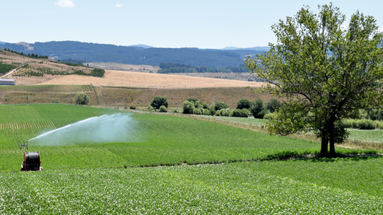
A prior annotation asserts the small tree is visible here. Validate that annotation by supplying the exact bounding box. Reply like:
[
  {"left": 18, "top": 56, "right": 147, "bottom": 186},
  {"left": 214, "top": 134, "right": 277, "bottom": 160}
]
[
  {"left": 150, "top": 96, "right": 168, "bottom": 111},
  {"left": 183, "top": 101, "right": 195, "bottom": 114},
  {"left": 186, "top": 98, "right": 198, "bottom": 103},
  {"left": 214, "top": 101, "right": 229, "bottom": 111},
  {"left": 237, "top": 99, "right": 251, "bottom": 110},
  {"left": 74, "top": 93, "right": 89, "bottom": 105},
  {"left": 251, "top": 99, "right": 267, "bottom": 118},
  {"left": 266, "top": 99, "right": 281, "bottom": 113}
]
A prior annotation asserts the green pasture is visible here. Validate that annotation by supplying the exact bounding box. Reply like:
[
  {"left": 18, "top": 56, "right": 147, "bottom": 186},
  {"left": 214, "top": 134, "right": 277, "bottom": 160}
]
[
  {"left": 0, "top": 85, "right": 92, "bottom": 93},
  {"left": 348, "top": 129, "right": 383, "bottom": 142},
  {"left": 0, "top": 157, "right": 382, "bottom": 214},
  {"left": 0, "top": 104, "right": 367, "bottom": 172}
]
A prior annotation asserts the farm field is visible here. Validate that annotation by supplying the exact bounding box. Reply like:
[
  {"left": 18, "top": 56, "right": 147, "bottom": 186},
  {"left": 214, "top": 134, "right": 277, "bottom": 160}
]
[
  {"left": 0, "top": 157, "right": 382, "bottom": 213},
  {"left": 347, "top": 129, "right": 383, "bottom": 143},
  {"left": 0, "top": 104, "right": 370, "bottom": 172},
  {"left": 38, "top": 70, "right": 266, "bottom": 88},
  {"left": 0, "top": 104, "right": 382, "bottom": 213}
]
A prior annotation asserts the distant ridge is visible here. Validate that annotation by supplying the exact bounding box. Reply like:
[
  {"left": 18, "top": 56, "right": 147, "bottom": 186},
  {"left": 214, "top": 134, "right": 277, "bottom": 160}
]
[
  {"left": 222, "top": 46, "right": 270, "bottom": 51},
  {"left": 0, "top": 41, "right": 268, "bottom": 67},
  {"left": 0, "top": 41, "right": 6, "bottom": 44}
]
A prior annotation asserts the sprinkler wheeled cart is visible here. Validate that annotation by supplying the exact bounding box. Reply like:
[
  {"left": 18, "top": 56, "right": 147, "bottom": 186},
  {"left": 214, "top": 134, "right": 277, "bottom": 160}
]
[{"left": 21, "top": 152, "right": 42, "bottom": 171}]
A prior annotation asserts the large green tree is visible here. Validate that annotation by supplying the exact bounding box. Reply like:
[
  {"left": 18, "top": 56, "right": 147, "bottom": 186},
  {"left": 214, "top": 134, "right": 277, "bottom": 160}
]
[{"left": 245, "top": 4, "right": 383, "bottom": 156}]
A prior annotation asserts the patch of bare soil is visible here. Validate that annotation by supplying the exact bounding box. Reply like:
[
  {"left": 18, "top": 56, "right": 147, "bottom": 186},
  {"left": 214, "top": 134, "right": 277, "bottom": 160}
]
[{"left": 38, "top": 70, "right": 268, "bottom": 88}]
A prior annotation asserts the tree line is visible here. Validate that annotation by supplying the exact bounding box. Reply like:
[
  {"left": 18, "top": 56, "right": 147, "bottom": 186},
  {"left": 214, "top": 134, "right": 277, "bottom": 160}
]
[{"left": 157, "top": 62, "right": 250, "bottom": 74}]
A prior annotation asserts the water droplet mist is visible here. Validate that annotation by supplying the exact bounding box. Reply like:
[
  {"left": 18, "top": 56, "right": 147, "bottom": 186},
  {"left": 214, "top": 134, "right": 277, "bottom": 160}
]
[{"left": 29, "top": 113, "right": 141, "bottom": 146}]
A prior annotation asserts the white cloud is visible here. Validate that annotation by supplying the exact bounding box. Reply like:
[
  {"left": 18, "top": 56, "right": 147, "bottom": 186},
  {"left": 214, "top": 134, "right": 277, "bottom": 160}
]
[
  {"left": 54, "top": 0, "right": 75, "bottom": 8},
  {"left": 116, "top": 3, "right": 122, "bottom": 8}
]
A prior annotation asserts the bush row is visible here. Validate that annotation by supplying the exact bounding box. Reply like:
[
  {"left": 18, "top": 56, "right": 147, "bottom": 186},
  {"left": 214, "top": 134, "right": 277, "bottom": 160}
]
[{"left": 342, "top": 119, "right": 383, "bottom": 130}]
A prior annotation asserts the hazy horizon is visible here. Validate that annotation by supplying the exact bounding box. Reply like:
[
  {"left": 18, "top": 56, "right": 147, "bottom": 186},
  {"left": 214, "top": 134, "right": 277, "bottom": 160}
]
[{"left": 1, "top": 0, "right": 383, "bottom": 49}]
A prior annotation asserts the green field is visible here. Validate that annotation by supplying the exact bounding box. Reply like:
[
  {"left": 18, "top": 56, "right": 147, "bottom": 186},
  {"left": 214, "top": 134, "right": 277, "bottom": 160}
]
[
  {"left": 1, "top": 158, "right": 382, "bottom": 213},
  {"left": 0, "top": 104, "right": 367, "bottom": 172},
  {"left": 0, "top": 62, "right": 17, "bottom": 74},
  {"left": 0, "top": 104, "right": 382, "bottom": 213},
  {"left": 348, "top": 129, "right": 383, "bottom": 142},
  {"left": 0, "top": 85, "right": 92, "bottom": 93}
]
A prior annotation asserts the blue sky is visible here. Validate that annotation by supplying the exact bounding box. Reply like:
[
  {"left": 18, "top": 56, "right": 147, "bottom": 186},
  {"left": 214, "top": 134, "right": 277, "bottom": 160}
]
[{"left": 1, "top": 0, "right": 382, "bottom": 49}]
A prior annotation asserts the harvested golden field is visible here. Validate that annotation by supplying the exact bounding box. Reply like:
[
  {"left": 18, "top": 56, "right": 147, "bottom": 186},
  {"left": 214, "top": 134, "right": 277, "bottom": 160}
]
[{"left": 39, "top": 70, "right": 267, "bottom": 88}]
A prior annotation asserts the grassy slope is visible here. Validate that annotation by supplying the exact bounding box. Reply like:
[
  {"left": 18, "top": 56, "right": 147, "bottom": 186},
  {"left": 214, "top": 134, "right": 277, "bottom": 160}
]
[
  {"left": 0, "top": 104, "right": 364, "bottom": 171},
  {"left": 348, "top": 129, "right": 383, "bottom": 142},
  {"left": 0, "top": 157, "right": 382, "bottom": 213}
]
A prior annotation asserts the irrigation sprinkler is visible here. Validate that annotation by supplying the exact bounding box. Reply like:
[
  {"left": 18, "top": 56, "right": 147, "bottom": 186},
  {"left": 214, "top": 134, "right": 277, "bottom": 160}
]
[
  {"left": 20, "top": 141, "right": 28, "bottom": 150},
  {"left": 21, "top": 152, "right": 42, "bottom": 171}
]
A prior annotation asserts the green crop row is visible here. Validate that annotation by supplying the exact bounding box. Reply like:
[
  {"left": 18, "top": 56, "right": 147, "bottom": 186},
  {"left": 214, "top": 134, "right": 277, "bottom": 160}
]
[
  {"left": 0, "top": 85, "right": 92, "bottom": 93},
  {"left": 0, "top": 157, "right": 382, "bottom": 214}
]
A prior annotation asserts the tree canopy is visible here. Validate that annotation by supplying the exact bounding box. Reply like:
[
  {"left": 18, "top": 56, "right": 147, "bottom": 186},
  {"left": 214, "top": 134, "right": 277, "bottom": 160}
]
[
  {"left": 245, "top": 4, "right": 383, "bottom": 156},
  {"left": 150, "top": 96, "right": 168, "bottom": 111}
]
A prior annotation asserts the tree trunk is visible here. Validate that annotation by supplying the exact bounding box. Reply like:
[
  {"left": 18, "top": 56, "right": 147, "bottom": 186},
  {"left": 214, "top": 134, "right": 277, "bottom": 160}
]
[
  {"left": 329, "top": 139, "right": 335, "bottom": 156},
  {"left": 320, "top": 137, "right": 328, "bottom": 156},
  {"left": 329, "top": 122, "right": 336, "bottom": 156}
]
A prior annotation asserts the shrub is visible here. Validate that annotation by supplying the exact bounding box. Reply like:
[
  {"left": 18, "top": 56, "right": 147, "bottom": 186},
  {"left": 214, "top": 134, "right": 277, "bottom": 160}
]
[
  {"left": 368, "top": 109, "right": 383, "bottom": 121},
  {"left": 147, "top": 105, "right": 154, "bottom": 111},
  {"left": 90, "top": 68, "right": 105, "bottom": 77},
  {"left": 232, "top": 109, "right": 249, "bottom": 118},
  {"left": 173, "top": 109, "right": 179, "bottom": 113},
  {"left": 266, "top": 99, "right": 281, "bottom": 113},
  {"left": 214, "top": 101, "right": 229, "bottom": 111},
  {"left": 129, "top": 106, "right": 136, "bottom": 110},
  {"left": 74, "top": 93, "right": 89, "bottom": 105},
  {"left": 183, "top": 101, "right": 195, "bottom": 114},
  {"left": 237, "top": 99, "right": 251, "bottom": 110},
  {"left": 186, "top": 98, "right": 198, "bottom": 103},
  {"left": 194, "top": 101, "right": 204, "bottom": 109},
  {"left": 209, "top": 104, "right": 216, "bottom": 116},
  {"left": 342, "top": 118, "right": 378, "bottom": 130},
  {"left": 150, "top": 96, "right": 168, "bottom": 111},
  {"left": 202, "top": 103, "right": 209, "bottom": 109},
  {"left": 358, "top": 119, "right": 375, "bottom": 129},
  {"left": 251, "top": 99, "right": 268, "bottom": 118},
  {"left": 256, "top": 109, "right": 269, "bottom": 119},
  {"left": 202, "top": 109, "right": 211, "bottom": 115},
  {"left": 159, "top": 105, "right": 167, "bottom": 112},
  {"left": 263, "top": 113, "right": 274, "bottom": 120},
  {"left": 216, "top": 108, "right": 232, "bottom": 117},
  {"left": 193, "top": 108, "right": 202, "bottom": 115}
]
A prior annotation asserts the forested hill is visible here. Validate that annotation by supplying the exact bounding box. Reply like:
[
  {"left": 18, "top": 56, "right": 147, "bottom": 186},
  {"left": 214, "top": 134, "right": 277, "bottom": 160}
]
[{"left": 0, "top": 41, "right": 266, "bottom": 68}]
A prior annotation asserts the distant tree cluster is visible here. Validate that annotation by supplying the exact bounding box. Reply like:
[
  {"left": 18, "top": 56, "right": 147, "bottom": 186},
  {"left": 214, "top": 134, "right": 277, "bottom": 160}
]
[
  {"left": 148, "top": 96, "right": 282, "bottom": 119},
  {"left": 158, "top": 62, "right": 250, "bottom": 74},
  {"left": 3, "top": 48, "right": 48, "bottom": 59}
]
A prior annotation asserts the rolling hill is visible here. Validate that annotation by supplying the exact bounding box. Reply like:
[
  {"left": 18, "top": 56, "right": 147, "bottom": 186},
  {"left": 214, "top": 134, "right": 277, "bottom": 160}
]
[{"left": 0, "top": 41, "right": 267, "bottom": 68}]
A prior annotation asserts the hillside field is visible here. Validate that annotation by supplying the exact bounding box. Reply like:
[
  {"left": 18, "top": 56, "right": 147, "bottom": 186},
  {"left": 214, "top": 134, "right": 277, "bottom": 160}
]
[
  {"left": 0, "top": 85, "right": 276, "bottom": 108},
  {"left": 0, "top": 104, "right": 382, "bottom": 213}
]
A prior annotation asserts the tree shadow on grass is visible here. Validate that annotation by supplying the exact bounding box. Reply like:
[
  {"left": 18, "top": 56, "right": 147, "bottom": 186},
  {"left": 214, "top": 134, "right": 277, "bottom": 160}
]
[{"left": 263, "top": 150, "right": 382, "bottom": 163}]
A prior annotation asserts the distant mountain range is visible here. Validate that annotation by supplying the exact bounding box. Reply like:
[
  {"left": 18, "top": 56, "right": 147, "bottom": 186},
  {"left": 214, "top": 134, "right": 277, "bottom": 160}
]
[
  {"left": 0, "top": 41, "right": 6, "bottom": 44},
  {"left": 0, "top": 41, "right": 267, "bottom": 68},
  {"left": 222, "top": 46, "right": 270, "bottom": 51}
]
